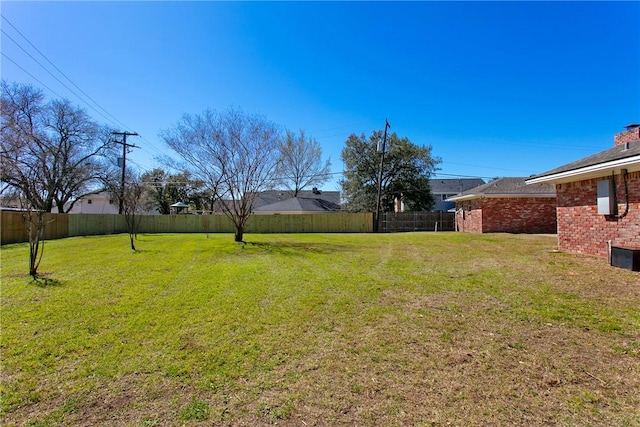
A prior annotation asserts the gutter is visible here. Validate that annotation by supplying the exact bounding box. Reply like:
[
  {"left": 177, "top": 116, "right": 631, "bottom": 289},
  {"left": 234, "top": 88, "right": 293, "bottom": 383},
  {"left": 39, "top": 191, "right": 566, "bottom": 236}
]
[
  {"left": 446, "top": 193, "right": 478, "bottom": 202},
  {"left": 526, "top": 155, "right": 640, "bottom": 185},
  {"left": 447, "top": 193, "right": 556, "bottom": 202}
]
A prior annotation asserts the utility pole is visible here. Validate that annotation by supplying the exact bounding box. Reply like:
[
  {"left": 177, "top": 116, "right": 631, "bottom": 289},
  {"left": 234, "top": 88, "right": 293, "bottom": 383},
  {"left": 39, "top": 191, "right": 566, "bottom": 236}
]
[
  {"left": 374, "top": 119, "right": 390, "bottom": 232},
  {"left": 111, "top": 131, "right": 139, "bottom": 214}
]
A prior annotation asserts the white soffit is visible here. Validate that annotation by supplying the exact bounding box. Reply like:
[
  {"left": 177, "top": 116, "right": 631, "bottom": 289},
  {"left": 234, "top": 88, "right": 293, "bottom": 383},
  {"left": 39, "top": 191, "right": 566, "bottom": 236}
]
[{"left": 526, "top": 156, "right": 640, "bottom": 185}]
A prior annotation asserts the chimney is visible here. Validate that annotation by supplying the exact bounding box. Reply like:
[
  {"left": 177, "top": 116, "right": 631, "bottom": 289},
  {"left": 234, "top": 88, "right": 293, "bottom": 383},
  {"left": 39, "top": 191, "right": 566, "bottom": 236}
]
[{"left": 613, "top": 123, "right": 640, "bottom": 147}]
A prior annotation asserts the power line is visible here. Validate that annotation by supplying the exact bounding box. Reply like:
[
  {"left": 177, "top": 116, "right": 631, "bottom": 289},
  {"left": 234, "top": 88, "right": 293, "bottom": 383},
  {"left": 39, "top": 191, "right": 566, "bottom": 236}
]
[
  {"left": 1, "top": 16, "right": 507, "bottom": 184},
  {"left": 431, "top": 172, "right": 496, "bottom": 180},
  {"left": 1, "top": 15, "right": 129, "bottom": 130},
  {"left": 4, "top": 50, "right": 163, "bottom": 171},
  {"left": 1, "top": 52, "right": 66, "bottom": 100},
  {"left": 309, "top": 120, "right": 371, "bottom": 135},
  {"left": 136, "top": 135, "right": 167, "bottom": 158},
  {"left": 1, "top": 28, "right": 120, "bottom": 128},
  {"left": 1, "top": 15, "right": 171, "bottom": 172},
  {"left": 469, "top": 135, "right": 605, "bottom": 152},
  {"left": 1, "top": 14, "right": 140, "bottom": 135},
  {"left": 440, "top": 160, "right": 536, "bottom": 174}
]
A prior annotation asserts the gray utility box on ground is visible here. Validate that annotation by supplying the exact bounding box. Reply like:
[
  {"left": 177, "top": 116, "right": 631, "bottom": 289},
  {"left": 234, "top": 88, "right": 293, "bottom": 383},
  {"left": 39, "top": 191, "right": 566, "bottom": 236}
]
[{"left": 610, "top": 246, "right": 640, "bottom": 271}]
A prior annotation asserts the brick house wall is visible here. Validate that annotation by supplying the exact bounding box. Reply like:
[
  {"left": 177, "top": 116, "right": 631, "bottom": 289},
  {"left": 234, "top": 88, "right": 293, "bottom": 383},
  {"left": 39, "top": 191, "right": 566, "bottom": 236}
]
[
  {"left": 482, "top": 197, "right": 557, "bottom": 233},
  {"left": 556, "top": 170, "right": 640, "bottom": 257},
  {"left": 455, "top": 199, "right": 483, "bottom": 232},
  {"left": 456, "top": 197, "right": 557, "bottom": 233}
]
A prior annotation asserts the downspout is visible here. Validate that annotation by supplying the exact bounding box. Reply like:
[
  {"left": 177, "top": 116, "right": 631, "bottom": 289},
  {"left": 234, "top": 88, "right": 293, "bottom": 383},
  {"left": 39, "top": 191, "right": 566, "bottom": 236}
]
[
  {"left": 609, "top": 169, "right": 630, "bottom": 220},
  {"left": 619, "top": 169, "right": 630, "bottom": 219}
]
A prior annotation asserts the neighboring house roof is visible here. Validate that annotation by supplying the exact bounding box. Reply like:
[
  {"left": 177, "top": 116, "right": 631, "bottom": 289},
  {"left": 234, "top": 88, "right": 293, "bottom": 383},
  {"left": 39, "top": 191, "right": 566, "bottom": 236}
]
[
  {"left": 253, "top": 189, "right": 340, "bottom": 209},
  {"left": 527, "top": 138, "right": 640, "bottom": 185},
  {"left": 447, "top": 177, "right": 556, "bottom": 202},
  {"left": 430, "top": 178, "right": 486, "bottom": 194},
  {"left": 253, "top": 196, "right": 341, "bottom": 213}
]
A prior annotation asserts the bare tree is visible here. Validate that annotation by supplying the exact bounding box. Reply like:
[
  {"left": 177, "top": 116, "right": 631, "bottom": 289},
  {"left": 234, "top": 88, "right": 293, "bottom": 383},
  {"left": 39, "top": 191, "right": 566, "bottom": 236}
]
[
  {"left": 276, "top": 129, "right": 331, "bottom": 196},
  {"left": 20, "top": 197, "right": 48, "bottom": 279},
  {"left": 0, "top": 186, "right": 50, "bottom": 279},
  {"left": 105, "top": 169, "right": 145, "bottom": 251},
  {"left": 1, "top": 82, "right": 53, "bottom": 211},
  {"left": 0, "top": 81, "right": 112, "bottom": 213},
  {"left": 161, "top": 107, "right": 281, "bottom": 242}
]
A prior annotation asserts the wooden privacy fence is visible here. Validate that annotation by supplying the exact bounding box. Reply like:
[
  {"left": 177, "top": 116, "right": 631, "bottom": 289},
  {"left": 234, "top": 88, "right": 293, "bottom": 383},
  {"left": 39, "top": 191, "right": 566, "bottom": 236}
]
[
  {"left": 1, "top": 211, "right": 373, "bottom": 245},
  {"left": 0, "top": 211, "right": 70, "bottom": 244},
  {"left": 381, "top": 211, "right": 455, "bottom": 232}
]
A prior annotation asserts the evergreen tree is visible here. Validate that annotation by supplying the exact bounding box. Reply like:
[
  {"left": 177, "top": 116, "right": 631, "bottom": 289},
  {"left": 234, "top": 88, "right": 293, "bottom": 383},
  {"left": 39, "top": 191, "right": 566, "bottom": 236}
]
[{"left": 340, "top": 130, "right": 440, "bottom": 212}]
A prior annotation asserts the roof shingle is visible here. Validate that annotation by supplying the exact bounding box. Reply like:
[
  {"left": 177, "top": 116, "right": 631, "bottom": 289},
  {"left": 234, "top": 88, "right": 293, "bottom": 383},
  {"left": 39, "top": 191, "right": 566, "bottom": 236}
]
[
  {"left": 447, "top": 177, "right": 555, "bottom": 201},
  {"left": 253, "top": 196, "right": 341, "bottom": 213},
  {"left": 530, "top": 138, "right": 640, "bottom": 180}
]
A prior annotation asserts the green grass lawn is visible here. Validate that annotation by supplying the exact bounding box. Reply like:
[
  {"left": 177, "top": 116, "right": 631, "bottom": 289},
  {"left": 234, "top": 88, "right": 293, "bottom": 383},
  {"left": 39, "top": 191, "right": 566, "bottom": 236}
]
[{"left": 1, "top": 232, "right": 639, "bottom": 426}]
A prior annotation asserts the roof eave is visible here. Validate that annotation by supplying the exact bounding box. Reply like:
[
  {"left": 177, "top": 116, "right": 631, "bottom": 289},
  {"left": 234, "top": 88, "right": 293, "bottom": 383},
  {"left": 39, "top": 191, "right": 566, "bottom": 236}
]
[
  {"left": 526, "top": 155, "right": 640, "bottom": 185},
  {"left": 447, "top": 193, "right": 555, "bottom": 202},
  {"left": 446, "top": 194, "right": 477, "bottom": 202}
]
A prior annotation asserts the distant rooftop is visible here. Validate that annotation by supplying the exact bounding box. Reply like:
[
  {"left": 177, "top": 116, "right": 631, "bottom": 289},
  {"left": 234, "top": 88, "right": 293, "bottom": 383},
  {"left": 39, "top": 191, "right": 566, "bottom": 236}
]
[
  {"left": 430, "top": 178, "right": 485, "bottom": 194},
  {"left": 253, "top": 196, "right": 341, "bottom": 213},
  {"left": 253, "top": 190, "right": 340, "bottom": 209},
  {"left": 447, "top": 177, "right": 556, "bottom": 202}
]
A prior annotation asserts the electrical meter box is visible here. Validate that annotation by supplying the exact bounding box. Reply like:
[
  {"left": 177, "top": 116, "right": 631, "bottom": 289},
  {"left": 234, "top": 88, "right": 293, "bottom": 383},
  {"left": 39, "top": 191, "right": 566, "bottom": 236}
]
[{"left": 597, "top": 179, "right": 616, "bottom": 215}]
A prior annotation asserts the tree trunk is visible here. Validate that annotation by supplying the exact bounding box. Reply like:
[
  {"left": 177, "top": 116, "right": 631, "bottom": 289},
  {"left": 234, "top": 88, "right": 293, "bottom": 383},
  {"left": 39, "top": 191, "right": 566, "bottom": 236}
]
[
  {"left": 29, "top": 241, "right": 39, "bottom": 278},
  {"left": 130, "top": 234, "right": 136, "bottom": 251},
  {"left": 25, "top": 210, "right": 45, "bottom": 279},
  {"left": 234, "top": 226, "right": 244, "bottom": 242}
]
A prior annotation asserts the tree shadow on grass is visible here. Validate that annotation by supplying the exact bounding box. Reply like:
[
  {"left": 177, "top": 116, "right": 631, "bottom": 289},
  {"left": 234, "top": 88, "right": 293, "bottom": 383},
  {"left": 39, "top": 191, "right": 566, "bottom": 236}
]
[
  {"left": 240, "top": 240, "right": 351, "bottom": 257},
  {"left": 130, "top": 248, "right": 161, "bottom": 255},
  {"left": 31, "top": 274, "right": 64, "bottom": 287}
]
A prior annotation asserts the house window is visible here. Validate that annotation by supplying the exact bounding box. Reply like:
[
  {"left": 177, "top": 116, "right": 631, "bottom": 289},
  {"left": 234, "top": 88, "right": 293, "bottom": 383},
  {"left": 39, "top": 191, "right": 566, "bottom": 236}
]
[{"left": 87, "top": 199, "right": 92, "bottom": 204}]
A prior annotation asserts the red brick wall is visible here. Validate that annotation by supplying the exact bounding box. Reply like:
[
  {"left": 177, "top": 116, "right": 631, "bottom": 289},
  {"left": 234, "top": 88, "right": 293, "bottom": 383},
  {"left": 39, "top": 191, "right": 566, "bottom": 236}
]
[
  {"left": 481, "top": 197, "right": 557, "bottom": 233},
  {"left": 556, "top": 171, "right": 640, "bottom": 257},
  {"left": 455, "top": 200, "right": 483, "bottom": 232},
  {"left": 456, "top": 197, "right": 557, "bottom": 234}
]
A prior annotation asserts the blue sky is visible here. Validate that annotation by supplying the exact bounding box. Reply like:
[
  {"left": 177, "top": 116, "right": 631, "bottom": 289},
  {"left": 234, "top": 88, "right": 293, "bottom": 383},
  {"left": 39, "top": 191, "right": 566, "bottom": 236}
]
[{"left": 2, "top": 1, "right": 639, "bottom": 190}]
